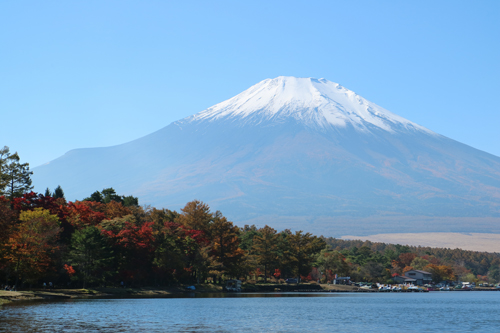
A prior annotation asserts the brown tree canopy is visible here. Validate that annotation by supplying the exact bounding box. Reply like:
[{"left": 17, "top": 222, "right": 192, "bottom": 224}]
[{"left": 175, "top": 200, "right": 212, "bottom": 233}]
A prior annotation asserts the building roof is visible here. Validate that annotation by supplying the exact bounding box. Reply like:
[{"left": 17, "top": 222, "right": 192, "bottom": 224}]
[
  {"left": 405, "top": 269, "right": 432, "bottom": 275},
  {"left": 395, "top": 276, "right": 416, "bottom": 282}
]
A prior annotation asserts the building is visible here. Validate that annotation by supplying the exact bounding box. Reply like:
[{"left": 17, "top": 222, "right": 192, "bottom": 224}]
[
  {"left": 393, "top": 275, "right": 416, "bottom": 285},
  {"left": 403, "top": 270, "right": 432, "bottom": 285}
]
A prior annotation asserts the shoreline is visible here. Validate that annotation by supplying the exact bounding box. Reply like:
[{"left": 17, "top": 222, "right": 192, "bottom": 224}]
[
  {"left": 0, "top": 285, "right": 224, "bottom": 305},
  {"left": 1, "top": 284, "right": 498, "bottom": 306}
]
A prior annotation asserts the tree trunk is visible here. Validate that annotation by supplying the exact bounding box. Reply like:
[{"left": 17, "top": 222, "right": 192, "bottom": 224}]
[{"left": 15, "top": 258, "right": 20, "bottom": 289}]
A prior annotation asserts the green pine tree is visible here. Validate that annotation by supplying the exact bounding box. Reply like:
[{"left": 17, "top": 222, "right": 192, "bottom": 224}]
[
  {"left": 0, "top": 146, "right": 10, "bottom": 191},
  {"left": 68, "top": 226, "right": 114, "bottom": 288},
  {"left": 84, "top": 190, "right": 104, "bottom": 203},
  {"left": 101, "top": 188, "right": 122, "bottom": 203},
  {"left": 53, "top": 185, "right": 65, "bottom": 199},
  {"left": 0, "top": 146, "right": 33, "bottom": 199}
]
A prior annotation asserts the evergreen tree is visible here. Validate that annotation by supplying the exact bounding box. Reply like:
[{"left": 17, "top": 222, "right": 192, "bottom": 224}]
[
  {"left": 208, "top": 211, "right": 244, "bottom": 278},
  {"left": 83, "top": 188, "right": 138, "bottom": 207},
  {"left": 0, "top": 146, "right": 33, "bottom": 199},
  {"left": 315, "top": 249, "right": 350, "bottom": 279},
  {"left": 53, "top": 185, "right": 65, "bottom": 199},
  {"left": 101, "top": 188, "right": 122, "bottom": 203},
  {"left": 238, "top": 224, "right": 259, "bottom": 251},
  {"left": 44, "top": 188, "right": 52, "bottom": 197},
  {"left": 84, "top": 190, "right": 104, "bottom": 203},
  {"left": 284, "top": 231, "right": 325, "bottom": 280},
  {"left": 122, "top": 195, "right": 139, "bottom": 207},
  {"left": 68, "top": 226, "right": 114, "bottom": 288},
  {"left": 0, "top": 146, "right": 10, "bottom": 190},
  {"left": 488, "top": 265, "right": 500, "bottom": 283},
  {"left": 251, "top": 225, "right": 278, "bottom": 282}
]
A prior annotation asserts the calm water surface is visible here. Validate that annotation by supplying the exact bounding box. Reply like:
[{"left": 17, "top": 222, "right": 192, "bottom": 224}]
[{"left": 1, "top": 292, "right": 499, "bottom": 332}]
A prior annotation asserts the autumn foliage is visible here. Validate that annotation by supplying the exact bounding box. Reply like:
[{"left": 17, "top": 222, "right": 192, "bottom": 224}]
[{"left": 1, "top": 191, "right": 500, "bottom": 289}]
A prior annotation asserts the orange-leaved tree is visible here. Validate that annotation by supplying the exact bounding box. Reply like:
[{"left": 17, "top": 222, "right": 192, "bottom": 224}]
[
  {"left": 425, "top": 264, "right": 455, "bottom": 283},
  {"left": 175, "top": 200, "right": 213, "bottom": 233},
  {"left": 208, "top": 211, "right": 244, "bottom": 279},
  {"left": 6, "top": 208, "right": 61, "bottom": 286}
]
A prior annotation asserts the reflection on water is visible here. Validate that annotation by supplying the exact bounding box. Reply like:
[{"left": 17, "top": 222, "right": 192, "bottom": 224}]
[{"left": 1, "top": 292, "right": 499, "bottom": 332}]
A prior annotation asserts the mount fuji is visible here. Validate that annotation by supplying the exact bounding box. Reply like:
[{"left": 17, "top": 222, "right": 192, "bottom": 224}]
[{"left": 32, "top": 77, "right": 500, "bottom": 237}]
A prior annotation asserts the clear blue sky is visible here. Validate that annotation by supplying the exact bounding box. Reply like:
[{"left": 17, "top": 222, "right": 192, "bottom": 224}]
[{"left": 1, "top": 1, "right": 499, "bottom": 168}]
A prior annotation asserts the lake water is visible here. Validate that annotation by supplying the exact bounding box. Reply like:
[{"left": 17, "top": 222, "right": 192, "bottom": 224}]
[{"left": 1, "top": 292, "right": 499, "bottom": 332}]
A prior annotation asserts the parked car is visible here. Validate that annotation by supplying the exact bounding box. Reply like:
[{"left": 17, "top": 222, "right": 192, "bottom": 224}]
[{"left": 285, "top": 278, "right": 298, "bottom": 284}]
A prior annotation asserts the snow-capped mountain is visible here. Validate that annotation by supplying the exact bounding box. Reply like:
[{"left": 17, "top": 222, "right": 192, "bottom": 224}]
[
  {"left": 188, "top": 76, "right": 430, "bottom": 134},
  {"left": 32, "top": 77, "right": 500, "bottom": 236}
]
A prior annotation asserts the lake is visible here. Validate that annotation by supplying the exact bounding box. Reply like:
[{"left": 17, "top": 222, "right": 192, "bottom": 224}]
[{"left": 1, "top": 292, "right": 499, "bottom": 332}]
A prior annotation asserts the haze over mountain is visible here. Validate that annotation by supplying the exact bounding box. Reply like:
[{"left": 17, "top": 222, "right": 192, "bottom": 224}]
[{"left": 32, "top": 77, "right": 500, "bottom": 237}]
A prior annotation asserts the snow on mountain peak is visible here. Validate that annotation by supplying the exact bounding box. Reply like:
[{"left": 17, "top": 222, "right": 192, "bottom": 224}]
[{"left": 185, "top": 76, "right": 432, "bottom": 134}]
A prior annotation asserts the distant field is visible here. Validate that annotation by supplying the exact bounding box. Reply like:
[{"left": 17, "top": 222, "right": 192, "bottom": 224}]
[{"left": 340, "top": 233, "right": 500, "bottom": 253}]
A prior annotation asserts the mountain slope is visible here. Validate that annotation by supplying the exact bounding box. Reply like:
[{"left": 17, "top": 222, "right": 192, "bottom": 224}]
[{"left": 32, "top": 77, "right": 500, "bottom": 236}]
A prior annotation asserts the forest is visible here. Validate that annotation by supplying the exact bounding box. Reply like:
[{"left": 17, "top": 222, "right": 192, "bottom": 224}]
[{"left": 1, "top": 146, "right": 500, "bottom": 289}]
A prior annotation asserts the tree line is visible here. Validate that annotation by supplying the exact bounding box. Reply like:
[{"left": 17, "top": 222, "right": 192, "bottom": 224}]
[
  {"left": 0, "top": 191, "right": 325, "bottom": 288},
  {"left": 321, "top": 238, "right": 500, "bottom": 284},
  {"left": 2, "top": 190, "right": 499, "bottom": 289},
  {"left": 1, "top": 146, "right": 499, "bottom": 289}
]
